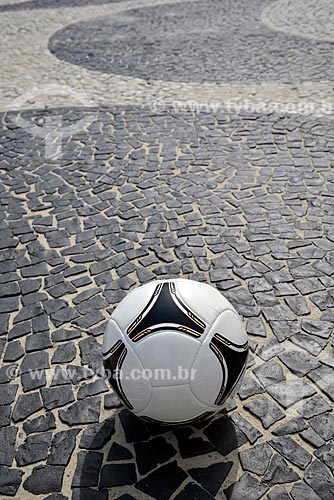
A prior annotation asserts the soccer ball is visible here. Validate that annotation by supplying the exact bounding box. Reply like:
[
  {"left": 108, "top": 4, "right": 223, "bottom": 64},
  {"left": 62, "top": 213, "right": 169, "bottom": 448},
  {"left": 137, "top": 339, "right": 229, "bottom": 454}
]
[{"left": 103, "top": 279, "right": 249, "bottom": 425}]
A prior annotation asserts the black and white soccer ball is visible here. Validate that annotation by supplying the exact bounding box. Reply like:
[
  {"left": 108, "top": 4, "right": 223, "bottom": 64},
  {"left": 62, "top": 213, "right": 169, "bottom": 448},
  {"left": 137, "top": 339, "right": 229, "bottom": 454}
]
[{"left": 103, "top": 279, "right": 248, "bottom": 425}]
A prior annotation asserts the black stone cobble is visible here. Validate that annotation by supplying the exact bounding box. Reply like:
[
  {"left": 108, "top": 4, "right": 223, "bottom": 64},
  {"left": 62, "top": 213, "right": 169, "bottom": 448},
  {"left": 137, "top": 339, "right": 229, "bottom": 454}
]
[
  {"left": 16, "top": 432, "right": 52, "bottom": 466},
  {"left": 47, "top": 429, "right": 80, "bottom": 466},
  {"left": 23, "top": 465, "right": 65, "bottom": 495}
]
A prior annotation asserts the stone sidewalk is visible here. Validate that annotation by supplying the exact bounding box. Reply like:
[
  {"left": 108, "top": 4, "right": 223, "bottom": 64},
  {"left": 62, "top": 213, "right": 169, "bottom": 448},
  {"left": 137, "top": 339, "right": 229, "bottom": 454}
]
[{"left": 0, "top": 0, "right": 334, "bottom": 499}]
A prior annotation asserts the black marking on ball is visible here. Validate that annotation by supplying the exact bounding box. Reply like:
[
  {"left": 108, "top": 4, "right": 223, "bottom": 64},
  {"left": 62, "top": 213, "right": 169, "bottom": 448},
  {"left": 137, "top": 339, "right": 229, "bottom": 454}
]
[
  {"left": 127, "top": 282, "right": 206, "bottom": 342},
  {"left": 210, "top": 333, "right": 248, "bottom": 406},
  {"left": 104, "top": 340, "right": 134, "bottom": 410}
]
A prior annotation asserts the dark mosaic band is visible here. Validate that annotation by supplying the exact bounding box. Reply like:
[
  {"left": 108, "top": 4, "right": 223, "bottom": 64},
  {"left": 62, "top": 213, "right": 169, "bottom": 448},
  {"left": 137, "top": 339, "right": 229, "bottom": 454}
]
[
  {"left": 0, "top": 0, "right": 124, "bottom": 12},
  {"left": 48, "top": 0, "right": 334, "bottom": 84}
]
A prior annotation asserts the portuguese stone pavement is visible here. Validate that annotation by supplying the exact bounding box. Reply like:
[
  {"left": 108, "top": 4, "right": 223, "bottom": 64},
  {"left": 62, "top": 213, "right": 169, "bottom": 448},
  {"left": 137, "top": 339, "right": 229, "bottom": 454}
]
[{"left": 0, "top": 0, "right": 334, "bottom": 499}]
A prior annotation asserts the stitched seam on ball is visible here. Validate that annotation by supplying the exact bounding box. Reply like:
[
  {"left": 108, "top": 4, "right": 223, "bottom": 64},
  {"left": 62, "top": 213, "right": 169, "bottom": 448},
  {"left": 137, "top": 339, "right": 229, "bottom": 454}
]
[
  {"left": 188, "top": 309, "right": 237, "bottom": 407},
  {"left": 109, "top": 317, "right": 154, "bottom": 413}
]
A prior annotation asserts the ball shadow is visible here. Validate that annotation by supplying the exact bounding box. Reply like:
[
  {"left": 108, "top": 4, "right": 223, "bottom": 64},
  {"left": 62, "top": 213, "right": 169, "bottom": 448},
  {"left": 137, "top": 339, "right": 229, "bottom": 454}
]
[{"left": 72, "top": 401, "right": 243, "bottom": 500}]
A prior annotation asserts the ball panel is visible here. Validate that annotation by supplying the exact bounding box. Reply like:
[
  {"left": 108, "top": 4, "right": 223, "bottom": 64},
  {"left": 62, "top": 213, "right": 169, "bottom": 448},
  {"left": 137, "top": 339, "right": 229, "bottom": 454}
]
[
  {"left": 103, "top": 318, "right": 124, "bottom": 358},
  {"left": 104, "top": 341, "right": 134, "bottom": 410},
  {"left": 103, "top": 318, "right": 152, "bottom": 412},
  {"left": 190, "top": 310, "right": 249, "bottom": 407},
  {"left": 118, "top": 345, "right": 153, "bottom": 413},
  {"left": 174, "top": 280, "right": 230, "bottom": 329},
  {"left": 136, "top": 384, "right": 209, "bottom": 424},
  {"left": 208, "top": 309, "right": 249, "bottom": 405},
  {"left": 189, "top": 337, "right": 226, "bottom": 407},
  {"left": 212, "top": 309, "right": 248, "bottom": 346},
  {"left": 111, "top": 281, "right": 160, "bottom": 333},
  {"left": 133, "top": 331, "right": 201, "bottom": 387}
]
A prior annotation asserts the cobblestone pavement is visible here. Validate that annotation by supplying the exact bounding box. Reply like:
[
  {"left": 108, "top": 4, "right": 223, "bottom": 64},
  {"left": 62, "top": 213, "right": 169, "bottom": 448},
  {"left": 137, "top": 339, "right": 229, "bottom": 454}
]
[
  {"left": 48, "top": 0, "right": 334, "bottom": 84},
  {"left": 0, "top": 0, "right": 334, "bottom": 499},
  {"left": 262, "top": 0, "right": 334, "bottom": 42},
  {"left": 1, "top": 0, "right": 334, "bottom": 116}
]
